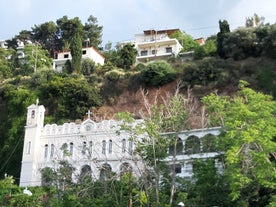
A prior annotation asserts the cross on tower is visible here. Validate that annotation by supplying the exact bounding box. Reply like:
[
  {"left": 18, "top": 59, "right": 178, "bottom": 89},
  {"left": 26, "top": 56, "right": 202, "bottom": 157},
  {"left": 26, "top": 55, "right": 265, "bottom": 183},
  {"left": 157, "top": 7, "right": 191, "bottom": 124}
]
[{"left": 86, "top": 110, "right": 92, "bottom": 119}]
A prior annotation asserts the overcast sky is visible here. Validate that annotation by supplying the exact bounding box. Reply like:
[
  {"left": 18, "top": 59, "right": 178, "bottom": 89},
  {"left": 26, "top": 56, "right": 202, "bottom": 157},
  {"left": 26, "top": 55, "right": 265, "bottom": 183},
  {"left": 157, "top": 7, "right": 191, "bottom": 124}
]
[{"left": 1, "top": 0, "right": 276, "bottom": 46}]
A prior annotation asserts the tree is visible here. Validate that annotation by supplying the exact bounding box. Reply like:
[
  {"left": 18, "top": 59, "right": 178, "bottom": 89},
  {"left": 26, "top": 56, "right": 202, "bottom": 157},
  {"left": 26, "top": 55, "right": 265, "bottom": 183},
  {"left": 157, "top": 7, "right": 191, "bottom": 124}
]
[
  {"left": 31, "top": 21, "right": 58, "bottom": 57},
  {"left": 169, "top": 31, "right": 199, "bottom": 52},
  {"left": 83, "top": 15, "right": 103, "bottom": 49},
  {"left": 0, "top": 47, "right": 12, "bottom": 80},
  {"left": 202, "top": 81, "right": 276, "bottom": 206},
  {"left": 194, "top": 37, "right": 217, "bottom": 59},
  {"left": 116, "top": 89, "right": 190, "bottom": 207},
  {"left": 56, "top": 16, "right": 83, "bottom": 50},
  {"left": 117, "top": 43, "right": 137, "bottom": 69},
  {"left": 140, "top": 60, "right": 177, "bottom": 87},
  {"left": 20, "top": 43, "right": 52, "bottom": 74},
  {"left": 81, "top": 58, "right": 96, "bottom": 75},
  {"left": 217, "top": 20, "right": 230, "bottom": 58},
  {"left": 70, "top": 32, "right": 82, "bottom": 73}
]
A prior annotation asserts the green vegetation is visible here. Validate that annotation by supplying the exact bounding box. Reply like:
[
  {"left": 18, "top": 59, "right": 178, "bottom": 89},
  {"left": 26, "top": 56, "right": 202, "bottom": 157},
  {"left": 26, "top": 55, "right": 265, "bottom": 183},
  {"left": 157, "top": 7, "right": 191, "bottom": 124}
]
[
  {"left": 0, "top": 14, "right": 275, "bottom": 207},
  {"left": 140, "top": 60, "right": 177, "bottom": 87}
]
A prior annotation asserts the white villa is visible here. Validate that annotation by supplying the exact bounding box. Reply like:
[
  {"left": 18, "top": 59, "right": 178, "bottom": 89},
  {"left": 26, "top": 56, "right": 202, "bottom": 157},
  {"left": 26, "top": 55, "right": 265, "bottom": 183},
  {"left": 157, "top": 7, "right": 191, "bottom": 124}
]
[
  {"left": 20, "top": 102, "right": 222, "bottom": 187},
  {"left": 52, "top": 47, "right": 105, "bottom": 72},
  {"left": 134, "top": 29, "right": 183, "bottom": 63}
]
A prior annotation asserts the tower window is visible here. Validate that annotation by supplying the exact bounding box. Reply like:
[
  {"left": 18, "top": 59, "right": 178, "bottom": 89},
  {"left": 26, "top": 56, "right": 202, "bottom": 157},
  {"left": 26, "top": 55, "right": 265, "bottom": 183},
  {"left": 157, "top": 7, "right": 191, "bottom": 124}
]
[
  {"left": 50, "top": 144, "right": 54, "bottom": 158},
  {"left": 69, "top": 142, "right": 74, "bottom": 155},
  {"left": 31, "top": 110, "right": 35, "bottom": 118},
  {"left": 102, "top": 140, "right": 106, "bottom": 154},
  {"left": 109, "top": 140, "right": 112, "bottom": 154},
  {"left": 44, "top": 144, "right": 48, "bottom": 158},
  {"left": 122, "top": 139, "right": 126, "bottom": 153},
  {"left": 27, "top": 141, "right": 31, "bottom": 154}
]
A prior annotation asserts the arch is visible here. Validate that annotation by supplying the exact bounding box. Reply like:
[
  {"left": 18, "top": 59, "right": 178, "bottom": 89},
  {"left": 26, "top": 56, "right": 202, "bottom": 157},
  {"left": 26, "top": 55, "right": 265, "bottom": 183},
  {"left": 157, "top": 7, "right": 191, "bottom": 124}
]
[
  {"left": 100, "top": 163, "right": 112, "bottom": 181},
  {"left": 120, "top": 162, "right": 133, "bottom": 176},
  {"left": 79, "top": 165, "right": 92, "bottom": 183},
  {"left": 102, "top": 140, "right": 106, "bottom": 154},
  {"left": 128, "top": 139, "right": 133, "bottom": 153},
  {"left": 168, "top": 137, "right": 184, "bottom": 156},
  {"left": 108, "top": 140, "right": 112, "bottom": 154},
  {"left": 185, "top": 135, "right": 200, "bottom": 155},
  {"left": 50, "top": 144, "right": 55, "bottom": 158},
  {"left": 82, "top": 141, "right": 87, "bottom": 155},
  {"left": 69, "top": 142, "right": 74, "bottom": 155},
  {"left": 122, "top": 139, "right": 126, "bottom": 153},
  {"left": 40, "top": 167, "right": 54, "bottom": 186},
  {"left": 201, "top": 134, "right": 218, "bottom": 152},
  {"left": 44, "top": 144, "right": 48, "bottom": 159}
]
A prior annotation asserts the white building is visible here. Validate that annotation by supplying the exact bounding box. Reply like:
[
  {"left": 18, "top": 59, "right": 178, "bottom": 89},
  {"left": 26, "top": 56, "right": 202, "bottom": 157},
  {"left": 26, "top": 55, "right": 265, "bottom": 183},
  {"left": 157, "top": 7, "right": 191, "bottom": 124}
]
[
  {"left": 19, "top": 101, "right": 142, "bottom": 187},
  {"left": 20, "top": 101, "right": 222, "bottom": 187},
  {"left": 134, "top": 29, "right": 183, "bottom": 63},
  {"left": 0, "top": 40, "right": 8, "bottom": 49},
  {"left": 52, "top": 47, "right": 105, "bottom": 72}
]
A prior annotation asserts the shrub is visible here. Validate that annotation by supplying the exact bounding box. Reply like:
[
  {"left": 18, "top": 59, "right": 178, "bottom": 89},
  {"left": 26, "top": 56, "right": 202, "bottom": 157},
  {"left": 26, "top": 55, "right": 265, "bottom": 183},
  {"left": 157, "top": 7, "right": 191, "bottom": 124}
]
[{"left": 140, "top": 60, "right": 177, "bottom": 87}]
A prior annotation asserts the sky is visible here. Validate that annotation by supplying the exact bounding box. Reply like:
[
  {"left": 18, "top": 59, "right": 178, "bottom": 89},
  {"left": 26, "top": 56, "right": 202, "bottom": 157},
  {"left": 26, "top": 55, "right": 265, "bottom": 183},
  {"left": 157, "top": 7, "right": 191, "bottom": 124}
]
[{"left": 1, "top": 0, "right": 276, "bottom": 46}]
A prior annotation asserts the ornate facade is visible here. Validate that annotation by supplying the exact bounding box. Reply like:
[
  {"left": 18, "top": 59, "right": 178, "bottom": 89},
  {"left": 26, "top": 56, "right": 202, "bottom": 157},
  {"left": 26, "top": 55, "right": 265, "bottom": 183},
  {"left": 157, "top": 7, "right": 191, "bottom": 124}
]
[{"left": 20, "top": 102, "right": 222, "bottom": 187}]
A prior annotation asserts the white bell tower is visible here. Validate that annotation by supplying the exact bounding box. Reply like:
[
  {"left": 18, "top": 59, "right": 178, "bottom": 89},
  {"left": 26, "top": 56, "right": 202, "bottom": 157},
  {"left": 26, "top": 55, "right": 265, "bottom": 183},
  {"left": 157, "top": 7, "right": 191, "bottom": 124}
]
[{"left": 20, "top": 99, "right": 45, "bottom": 187}]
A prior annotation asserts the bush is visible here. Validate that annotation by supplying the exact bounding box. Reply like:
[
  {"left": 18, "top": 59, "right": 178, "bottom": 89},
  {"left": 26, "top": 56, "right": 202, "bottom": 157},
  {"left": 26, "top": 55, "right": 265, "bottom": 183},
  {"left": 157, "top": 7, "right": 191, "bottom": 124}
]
[
  {"left": 182, "top": 59, "right": 221, "bottom": 87},
  {"left": 140, "top": 60, "right": 177, "bottom": 87}
]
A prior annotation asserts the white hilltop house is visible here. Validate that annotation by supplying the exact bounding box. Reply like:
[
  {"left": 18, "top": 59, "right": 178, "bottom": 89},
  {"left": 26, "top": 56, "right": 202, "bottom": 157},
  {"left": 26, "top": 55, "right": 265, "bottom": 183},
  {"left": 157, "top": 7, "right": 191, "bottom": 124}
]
[
  {"left": 20, "top": 101, "right": 222, "bottom": 187},
  {"left": 134, "top": 29, "right": 183, "bottom": 63},
  {"left": 52, "top": 47, "right": 105, "bottom": 72}
]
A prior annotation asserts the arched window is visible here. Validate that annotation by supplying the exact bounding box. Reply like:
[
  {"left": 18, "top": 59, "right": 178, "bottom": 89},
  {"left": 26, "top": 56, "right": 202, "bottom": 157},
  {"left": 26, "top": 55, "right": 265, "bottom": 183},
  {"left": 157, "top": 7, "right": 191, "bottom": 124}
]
[
  {"left": 120, "top": 162, "right": 133, "bottom": 177},
  {"left": 102, "top": 140, "right": 106, "bottom": 154},
  {"left": 69, "top": 142, "right": 74, "bottom": 155},
  {"left": 41, "top": 167, "right": 54, "bottom": 186},
  {"left": 88, "top": 141, "right": 93, "bottom": 157},
  {"left": 128, "top": 140, "right": 133, "bottom": 153},
  {"left": 169, "top": 137, "right": 183, "bottom": 156},
  {"left": 122, "top": 139, "right": 126, "bottom": 153},
  {"left": 50, "top": 144, "right": 54, "bottom": 158},
  {"left": 100, "top": 163, "right": 112, "bottom": 181},
  {"left": 185, "top": 136, "right": 200, "bottom": 155},
  {"left": 82, "top": 142, "right": 87, "bottom": 155},
  {"left": 79, "top": 165, "right": 92, "bottom": 183},
  {"left": 31, "top": 110, "right": 35, "bottom": 118},
  {"left": 27, "top": 141, "right": 31, "bottom": 154},
  {"left": 44, "top": 144, "right": 48, "bottom": 158},
  {"left": 201, "top": 134, "right": 218, "bottom": 152},
  {"left": 108, "top": 140, "right": 112, "bottom": 154}
]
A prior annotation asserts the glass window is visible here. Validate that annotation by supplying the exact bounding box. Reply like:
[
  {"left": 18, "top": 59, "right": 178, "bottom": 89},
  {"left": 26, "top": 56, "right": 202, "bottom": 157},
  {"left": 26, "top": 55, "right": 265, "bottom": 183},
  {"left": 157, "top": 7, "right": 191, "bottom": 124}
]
[
  {"left": 102, "top": 140, "right": 106, "bottom": 154},
  {"left": 82, "top": 142, "right": 87, "bottom": 155},
  {"left": 31, "top": 110, "right": 35, "bottom": 118},
  {"left": 109, "top": 140, "right": 112, "bottom": 154},
  {"left": 88, "top": 141, "right": 93, "bottom": 157},
  {"left": 128, "top": 140, "right": 133, "bottom": 153},
  {"left": 140, "top": 50, "right": 148, "bottom": 56},
  {"left": 152, "top": 50, "right": 157, "bottom": 55},
  {"left": 166, "top": 47, "right": 172, "bottom": 53},
  {"left": 44, "top": 144, "right": 48, "bottom": 158},
  {"left": 69, "top": 142, "right": 73, "bottom": 155},
  {"left": 64, "top": 54, "right": 69, "bottom": 58},
  {"left": 50, "top": 144, "right": 54, "bottom": 158},
  {"left": 122, "top": 139, "right": 126, "bottom": 153},
  {"left": 27, "top": 141, "right": 31, "bottom": 154}
]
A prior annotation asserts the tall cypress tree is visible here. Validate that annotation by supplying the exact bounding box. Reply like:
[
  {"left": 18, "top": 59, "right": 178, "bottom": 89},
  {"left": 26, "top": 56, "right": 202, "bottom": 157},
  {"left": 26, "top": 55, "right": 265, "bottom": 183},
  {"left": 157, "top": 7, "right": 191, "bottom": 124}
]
[
  {"left": 217, "top": 20, "right": 230, "bottom": 58},
  {"left": 70, "top": 32, "right": 82, "bottom": 73}
]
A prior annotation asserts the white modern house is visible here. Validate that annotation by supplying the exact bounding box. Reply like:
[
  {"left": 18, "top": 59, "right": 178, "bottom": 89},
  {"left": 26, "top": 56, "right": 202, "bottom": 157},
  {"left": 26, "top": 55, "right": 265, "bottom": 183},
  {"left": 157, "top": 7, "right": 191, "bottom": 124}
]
[
  {"left": 20, "top": 101, "right": 222, "bottom": 187},
  {"left": 134, "top": 29, "right": 183, "bottom": 63},
  {"left": 52, "top": 47, "right": 105, "bottom": 72}
]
